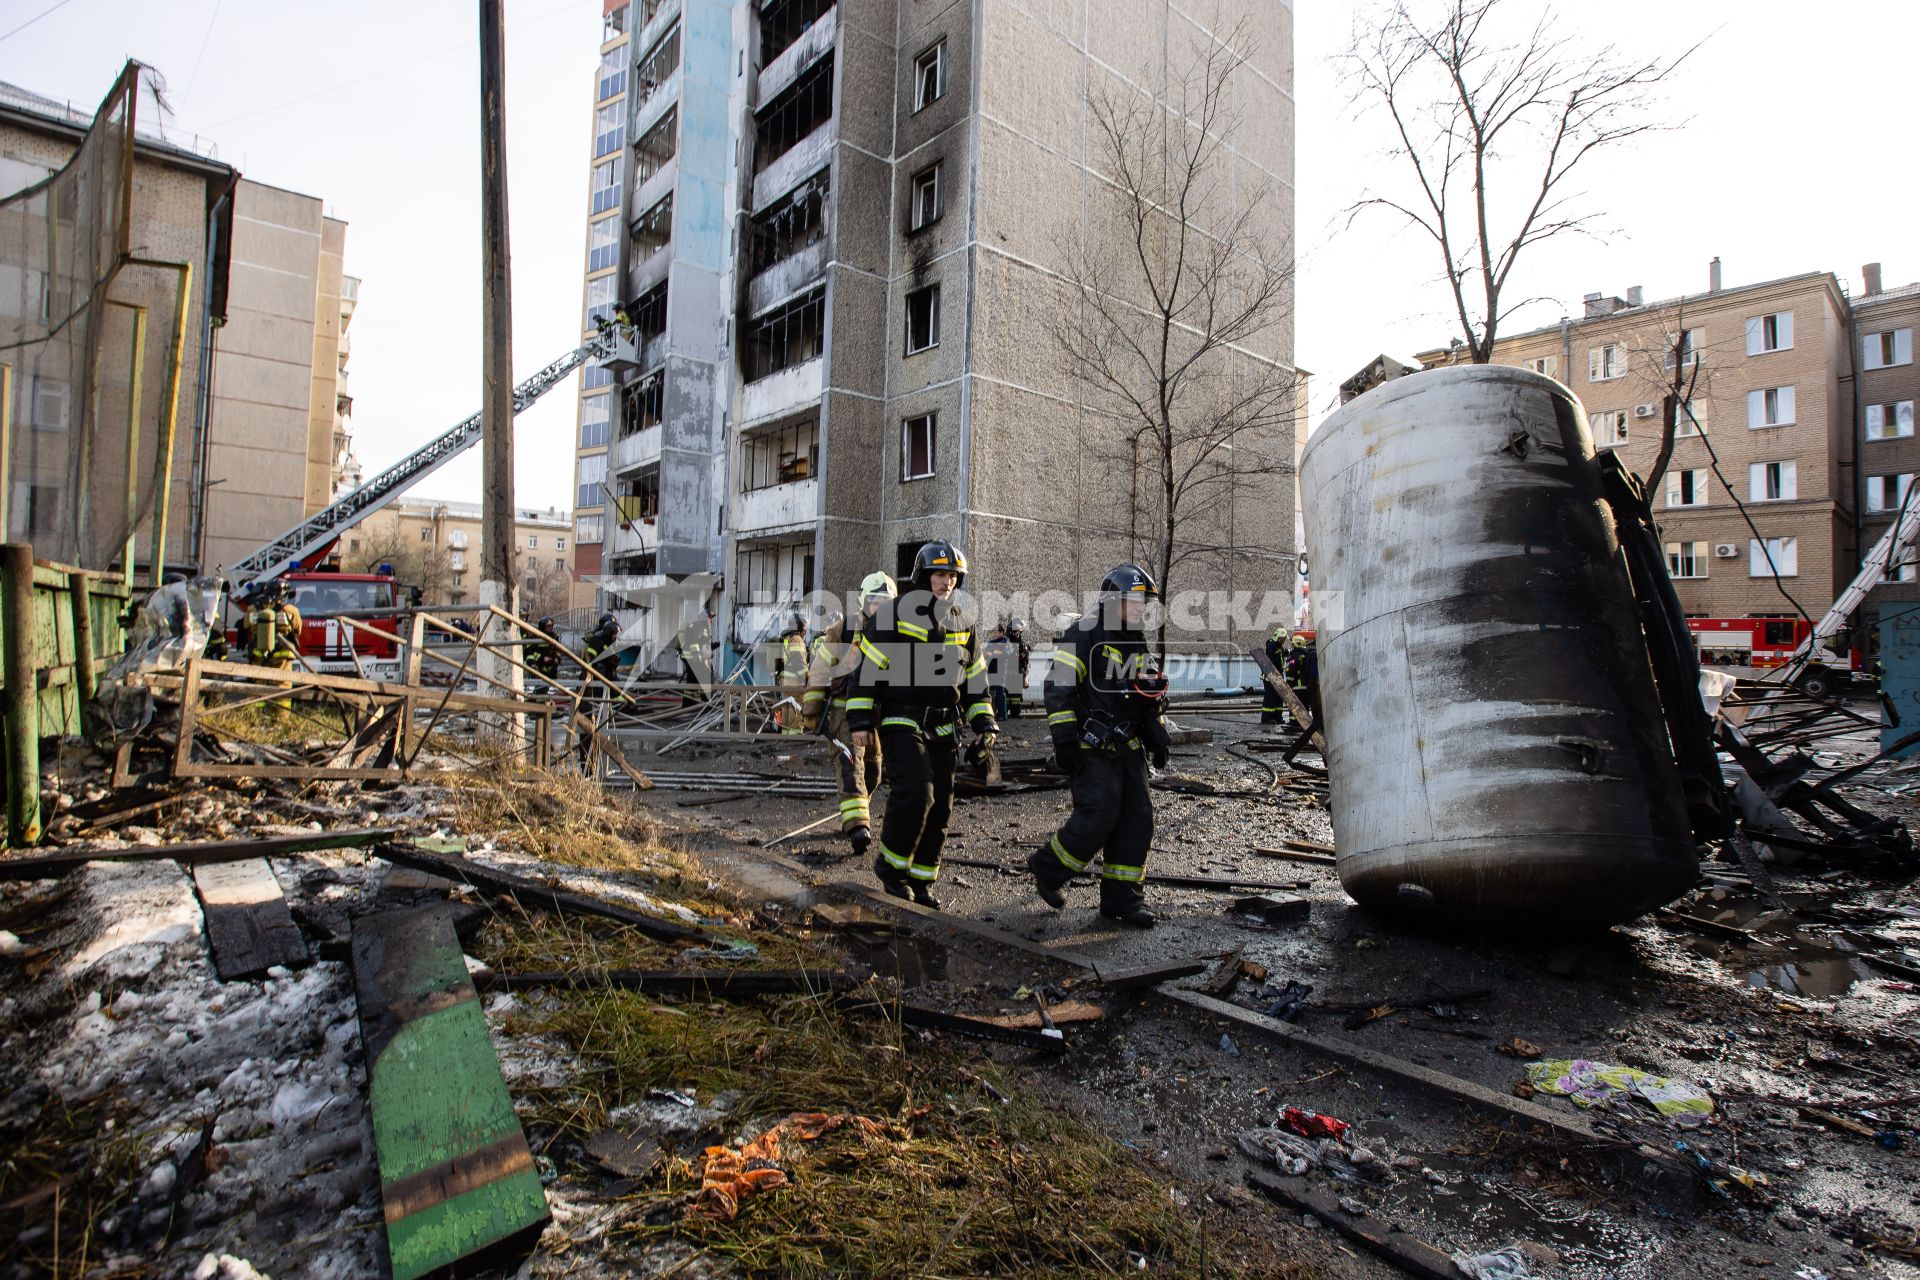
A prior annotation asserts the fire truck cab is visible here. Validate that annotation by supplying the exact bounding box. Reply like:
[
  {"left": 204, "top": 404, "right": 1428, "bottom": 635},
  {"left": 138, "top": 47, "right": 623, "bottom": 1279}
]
[
  {"left": 1687, "top": 616, "right": 1860, "bottom": 698},
  {"left": 226, "top": 566, "right": 407, "bottom": 681}
]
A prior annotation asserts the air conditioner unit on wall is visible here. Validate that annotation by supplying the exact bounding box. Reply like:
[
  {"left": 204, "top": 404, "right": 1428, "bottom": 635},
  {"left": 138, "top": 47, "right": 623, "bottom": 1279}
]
[
  {"left": 1634, "top": 403, "right": 1658, "bottom": 418},
  {"left": 1714, "top": 544, "right": 1739, "bottom": 558}
]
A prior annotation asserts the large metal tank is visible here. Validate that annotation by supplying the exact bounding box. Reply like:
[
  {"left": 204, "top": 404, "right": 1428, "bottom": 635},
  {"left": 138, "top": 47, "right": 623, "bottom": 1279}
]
[{"left": 1300, "top": 364, "right": 1697, "bottom": 930}]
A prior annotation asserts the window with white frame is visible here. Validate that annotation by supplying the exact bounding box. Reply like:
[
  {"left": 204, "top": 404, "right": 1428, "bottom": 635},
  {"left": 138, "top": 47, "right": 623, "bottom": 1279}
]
[
  {"left": 1662, "top": 328, "right": 1702, "bottom": 370},
  {"left": 1749, "top": 459, "right": 1796, "bottom": 502},
  {"left": 1665, "top": 468, "right": 1709, "bottom": 508},
  {"left": 1747, "top": 385, "right": 1795, "bottom": 428},
  {"left": 1867, "top": 473, "right": 1914, "bottom": 513},
  {"left": 1587, "top": 344, "right": 1625, "bottom": 381},
  {"left": 557, "top": 537, "right": 565, "bottom": 551},
  {"left": 584, "top": 275, "right": 618, "bottom": 328},
  {"left": 1666, "top": 541, "right": 1708, "bottom": 579},
  {"left": 1523, "top": 355, "right": 1556, "bottom": 377},
  {"left": 1590, "top": 409, "right": 1629, "bottom": 447},
  {"left": 527, "top": 535, "right": 539, "bottom": 549},
  {"left": 594, "top": 101, "right": 625, "bottom": 158},
  {"left": 577, "top": 453, "right": 608, "bottom": 508},
  {"left": 1750, "top": 536, "right": 1798, "bottom": 577},
  {"left": 910, "top": 162, "right": 942, "bottom": 231},
  {"left": 29, "top": 376, "right": 67, "bottom": 431},
  {"left": 1747, "top": 311, "right": 1793, "bottom": 354},
  {"left": 1675, "top": 398, "right": 1705, "bottom": 436},
  {"left": 902, "top": 413, "right": 936, "bottom": 480},
  {"left": 581, "top": 392, "right": 612, "bottom": 449},
  {"left": 1863, "top": 329, "right": 1913, "bottom": 371},
  {"left": 590, "top": 154, "right": 624, "bottom": 215},
  {"left": 913, "top": 41, "right": 947, "bottom": 111},
  {"left": 905, "top": 284, "right": 940, "bottom": 354},
  {"left": 587, "top": 215, "right": 620, "bottom": 272},
  {"left": 1867, "top": 400, "right": 1916, "bottom": 440},
  {"left": 576, "top": 514, "right": 605, "bottom": 544}
]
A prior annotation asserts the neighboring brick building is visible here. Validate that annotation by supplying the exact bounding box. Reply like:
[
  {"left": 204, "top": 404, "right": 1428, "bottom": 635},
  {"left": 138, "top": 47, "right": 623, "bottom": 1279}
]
[
  {"left": 1420, "top": 265, "right": 1860, "bottom": 622},
  {"left": 1850, "top": 267, "right": 1920, "bottom": 632},
  {"left": 347, "top": 498, "right": 573, "bottom": 615}
]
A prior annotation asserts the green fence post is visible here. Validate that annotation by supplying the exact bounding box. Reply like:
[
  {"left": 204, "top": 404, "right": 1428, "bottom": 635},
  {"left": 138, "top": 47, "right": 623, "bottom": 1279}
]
[{"left": 2, "top": 544, "right": 40, "bottom": 845}]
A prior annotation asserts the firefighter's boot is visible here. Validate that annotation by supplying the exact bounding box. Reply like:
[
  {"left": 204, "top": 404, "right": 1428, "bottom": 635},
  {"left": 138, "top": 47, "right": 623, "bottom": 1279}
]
[
  {"left": 1026, "top": 844, "right": 1071, "bottom": 910},
  {"left": 909, "top": 881, "right": 940, "bottom": 910},
  {"left": 1099, "top": 884, "right": 1157, "bottom": 929},
  {"left": 872, "top": 850, "right": 910, "bottom": 901},
  {"left": 849, "top": 825, "right": 871, "bottom": 859}
]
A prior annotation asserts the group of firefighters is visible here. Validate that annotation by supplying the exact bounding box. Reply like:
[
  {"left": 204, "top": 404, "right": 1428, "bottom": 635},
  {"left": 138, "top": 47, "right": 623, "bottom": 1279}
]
[{"left": 765, "top": 541, "right": 1175, "bottom": 928}]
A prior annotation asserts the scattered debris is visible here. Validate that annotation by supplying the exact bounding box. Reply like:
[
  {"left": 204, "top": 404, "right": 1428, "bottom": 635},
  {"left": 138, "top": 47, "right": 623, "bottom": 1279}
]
[
  {"left": 1246, "top": 1170, "right": 1460, "bottom": 1280},
  {"left": 1231, "top": 893, "right": 1311, "bottom": 927},
  {"left": 695, "top": 1112, "right": 889, "bottom": 1219},
  {"left": 1525, "top": 1058, "right": 1715, "bottom": 1125},
  {"left": 1495, "top": 1037, "right": 1544, "bottom": 1060},
  {"left": 1452, "top": 1243, "right": 1547, "bottom": 1280},
  {"left": 1279, "top": 1106, "right": 1351, "bottom": 1144}
]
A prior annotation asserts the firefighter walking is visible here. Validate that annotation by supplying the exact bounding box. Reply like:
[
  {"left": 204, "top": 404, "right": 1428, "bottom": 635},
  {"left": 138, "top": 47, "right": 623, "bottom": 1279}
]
[
  {"left": 775, "top": 616, "right": 808, "bottom": 734},
  {"left": 526, "top": 615, "right": 564, "bottom": 690},
  {"left": 847, "top": 542, "right": 996, "bottom": 907},
  {"left": 803, "top": 572, "right": 896, "bottom": 857},
  {"left": 1027, "top": 563, "right": 1171, "bottom": 928},
  {"left": 245, "top": 583, "right": 303, "bottom": 709}
]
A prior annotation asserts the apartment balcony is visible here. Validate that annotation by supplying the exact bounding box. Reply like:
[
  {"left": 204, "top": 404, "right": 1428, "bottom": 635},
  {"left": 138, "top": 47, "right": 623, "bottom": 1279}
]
[
  {"left": 752, "top": 119, "right": 835, "bottom": 213},
  {"left": 612, "top": 423, "right": 662, "bottom": 477},
  {"left": 628, "top": 242, "right": 671, "bottom": 299},
  {"left": 607, "top": 512, "right": 661, "bottom": 558},
  {"left": 756, "top": 4, "right": 836, "bottom": 109},
  {"left": 735, "top": 477, "right": 819, "bottom": 537},
  {"left": 747, "top": 237, "right": 828, "bottom": 316},
  {"left": 632, "top": 65, "right": 681, "bottom": 143},
  {"left": 631, "top": 156, "right": 677, "bottom": 222},
  {"left": 636, "top": 0, "right": 680, "bottom": 58},
  {"left": 742, "top": 355, "right": 824, "bottom": 427}
]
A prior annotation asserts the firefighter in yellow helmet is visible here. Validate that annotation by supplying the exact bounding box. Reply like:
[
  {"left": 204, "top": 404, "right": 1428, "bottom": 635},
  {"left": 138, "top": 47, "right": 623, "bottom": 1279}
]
[
  {"left": 245, "top": 582, "right": 303, "bottom": 708},
  {"left": 775, "top": 614, "right": 809, "bottom": 734},
  {"left": 804, "top": 571, "right": 897, "bottom": 856}
]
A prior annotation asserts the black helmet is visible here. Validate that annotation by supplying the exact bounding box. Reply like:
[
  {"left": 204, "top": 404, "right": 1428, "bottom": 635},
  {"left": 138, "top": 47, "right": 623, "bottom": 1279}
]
[
  {"left": 538, "top": 616, "right": 556, "bottom": 632},
  {"left": 597, "top": 612, "right": 617, "bottom": 629},
  {"left": 1100, "top": 562, "right": 1160, "bottom": 601},
  {"left": 910, "top": 540, "right": 968, "bottom": 589}
]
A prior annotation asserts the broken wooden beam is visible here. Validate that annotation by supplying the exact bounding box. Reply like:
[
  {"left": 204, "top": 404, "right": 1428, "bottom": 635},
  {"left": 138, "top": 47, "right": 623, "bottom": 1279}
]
[
  {"left": 191, "top": 858, "right": 310, "bottom": 981},
  {"left": 1252, "top": 842, "right": 1338, "bottom": 867},
  {"left": 472, "top": 968, "right": 864, "bottom": 998},
  {"left": 374, "top": 841, "right": 709, "bottom": 945},
  {"left": 352, "top": 907, "right": 548, "bottom": 1280},
  {"left": 1092, "top": 958, "right": 1209, "bottom": 991},
  {"left": 1232, "top": 893, "right": 1313, "bottom": 927},
  {"left": 0, "top": 827, "right": 397, "bottom": 880},
  {"left": 1245, "top": 1171, "right": 1460, "bottom": 1280}
]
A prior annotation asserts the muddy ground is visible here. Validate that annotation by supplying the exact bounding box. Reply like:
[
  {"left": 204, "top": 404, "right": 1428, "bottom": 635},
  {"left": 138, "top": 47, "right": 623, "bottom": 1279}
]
[{"left": 636, "top": 700, "right": 1920, "bottom": 1280}]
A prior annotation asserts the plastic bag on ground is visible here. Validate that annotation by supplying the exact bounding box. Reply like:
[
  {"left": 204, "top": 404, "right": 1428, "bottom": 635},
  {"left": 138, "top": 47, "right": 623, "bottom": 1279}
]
[
  {"left": 1453, "top": 1245, "right": 1539, "bottom": 1280},
  {"left": 1526, "top": 1058, "right": 1714, "bottom": 1125}
]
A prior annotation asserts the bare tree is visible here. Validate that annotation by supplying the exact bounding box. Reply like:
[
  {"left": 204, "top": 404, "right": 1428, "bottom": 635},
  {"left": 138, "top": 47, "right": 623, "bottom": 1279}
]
[
  {"left": 516, "top": 554, "right": 571, "bottom": 621},
  {"left": 1342, "top": 0, "right": 1695, "bottom": 362},
  {"left": 346, "top": 525, "right": 451, "bottom": 602},
  {"left": 1051, "top": 19, "right": 1296, "bottom": 655}
]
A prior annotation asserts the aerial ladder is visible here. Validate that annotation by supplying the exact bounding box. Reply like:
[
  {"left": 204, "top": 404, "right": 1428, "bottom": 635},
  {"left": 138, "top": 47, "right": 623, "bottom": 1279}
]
[
  {"left": 224, "top": 323, "right": 640, "bottom": 598},
  {"left": 1781, "top": 479, "right": 1920, "bottom": 695}
]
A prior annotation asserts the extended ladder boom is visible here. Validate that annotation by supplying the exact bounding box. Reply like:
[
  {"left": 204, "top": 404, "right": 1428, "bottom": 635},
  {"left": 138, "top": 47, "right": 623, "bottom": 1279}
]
[
  {"left": 226, "top": 326, "right": 637, "bottom": 595},
  {"left": 1792, "top": 483, "right": 1920, "bottom": 664}
]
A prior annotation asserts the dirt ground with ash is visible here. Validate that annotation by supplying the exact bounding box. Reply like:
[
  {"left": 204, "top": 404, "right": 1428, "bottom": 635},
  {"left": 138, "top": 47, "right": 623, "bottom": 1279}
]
[{"left": 643, "top": 700, "right": 1920, "bottom": 1280}]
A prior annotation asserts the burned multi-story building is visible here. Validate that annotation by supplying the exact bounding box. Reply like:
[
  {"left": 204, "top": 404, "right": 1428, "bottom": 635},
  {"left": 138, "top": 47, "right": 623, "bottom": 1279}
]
[{"left": 568, "top": 0, "right": 1298, "bottom": 659}]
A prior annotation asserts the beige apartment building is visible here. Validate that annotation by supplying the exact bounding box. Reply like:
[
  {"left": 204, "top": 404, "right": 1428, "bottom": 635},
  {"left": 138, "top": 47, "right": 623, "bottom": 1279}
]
[
  {"left": 1851, "top": 267, "right": 1920, "bottom": 632},
  {"left": 1423, "top": 266, "right": 1859, "bottom": 621},
  {"left": 346, "top": 498, "right": 574, "bottom": 616}
]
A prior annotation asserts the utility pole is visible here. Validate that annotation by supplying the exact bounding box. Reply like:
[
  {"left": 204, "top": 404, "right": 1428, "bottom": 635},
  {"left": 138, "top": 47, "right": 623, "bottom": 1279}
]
[{"left": 477, "top": 0, "right": 524, "bottom": 734}]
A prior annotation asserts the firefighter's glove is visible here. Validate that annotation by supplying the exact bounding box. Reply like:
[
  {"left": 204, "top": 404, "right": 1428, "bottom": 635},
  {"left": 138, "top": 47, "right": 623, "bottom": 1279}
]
[
  {"left": 1053, "top": 739, "right": 1081, "bottom": 776},
  {"left": 974, "top": 728, "right": 998, "bottom": 751},
  {"left": 1150, "top": 745, "right": 1171, "bottom": 770}
]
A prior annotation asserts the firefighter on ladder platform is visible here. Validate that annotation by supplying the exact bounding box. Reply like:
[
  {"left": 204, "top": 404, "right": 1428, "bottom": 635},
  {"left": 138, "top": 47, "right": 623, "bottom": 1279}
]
[
  {"left": 847, "top": 542, "right": 997, "bottom": 907},
  {"left": 1027, "top": 563, "right": 1171, "bottom": 928},
  {"left": 804, "top": 572, "right": 897, "bottom": 857},
  {"left": 245, "top": 581, "right": 303, "bottom": 709}
]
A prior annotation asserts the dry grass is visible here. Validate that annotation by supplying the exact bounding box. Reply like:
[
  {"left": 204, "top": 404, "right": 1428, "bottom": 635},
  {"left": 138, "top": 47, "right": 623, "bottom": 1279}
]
[
  {"left": 441, "top": 764, "right": 685, "bottom": 873},
  {"left": 0, "top": 1091, "right": 153, "bottom": 1279}
]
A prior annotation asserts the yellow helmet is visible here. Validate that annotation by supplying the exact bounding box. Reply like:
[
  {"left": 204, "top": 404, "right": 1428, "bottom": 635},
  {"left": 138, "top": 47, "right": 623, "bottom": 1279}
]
[{"left": 860, "top": 571, "right": 898, "bottom": 602}]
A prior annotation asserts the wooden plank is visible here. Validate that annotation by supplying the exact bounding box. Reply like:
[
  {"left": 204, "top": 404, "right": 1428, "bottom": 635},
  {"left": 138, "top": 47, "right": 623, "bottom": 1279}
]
[
  {"left": 353, "top": 907, "right": 548, "bottom": 1280},
  {"left": 1092, "top": 959, "right": 1209, "bottom": 991},
  {"left": 191, "top": 857, "right": 309, "bottom": 981},
  {"left": 1245, "top": 1171, "right": 1460, "bottom": 1280},
  {"left": 374, "top": 842, "right": 708, "bottom": 945},
  {"left": 0, "top": 827, "right": 397, "bottom": 880},
  {"left": 1251, "top": 845, "right": 1338, "bottom": 867}
]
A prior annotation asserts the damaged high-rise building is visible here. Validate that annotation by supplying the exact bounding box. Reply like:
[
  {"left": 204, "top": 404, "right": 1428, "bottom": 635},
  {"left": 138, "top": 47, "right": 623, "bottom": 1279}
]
[{"left": 568, "top": 0, "right": 1297, "bottom": 659}]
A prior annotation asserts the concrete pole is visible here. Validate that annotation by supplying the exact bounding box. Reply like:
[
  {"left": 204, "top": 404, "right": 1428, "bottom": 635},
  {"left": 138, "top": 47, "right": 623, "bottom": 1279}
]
[{"left": 477, "top": 0, "right": 524, "bottom": 735}]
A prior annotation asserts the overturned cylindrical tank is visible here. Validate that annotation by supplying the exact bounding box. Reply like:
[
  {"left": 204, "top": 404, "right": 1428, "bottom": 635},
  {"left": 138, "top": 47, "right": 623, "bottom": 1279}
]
[{"left": 1299, "top": 364, "right": 1698, "bottom": 930}]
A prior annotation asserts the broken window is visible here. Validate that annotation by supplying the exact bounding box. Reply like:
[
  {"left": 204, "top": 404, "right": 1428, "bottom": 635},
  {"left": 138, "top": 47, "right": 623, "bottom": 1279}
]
[
  {"left": 1868, "top": 400, "right": 1916, "bottom": 440},
  {"left": 905, "top": 283, "right": 940, "bottom": 355},
  {"left": 1665, "top": 541, "right": 1706, "bottom": 579},
  {"left": 913, "top": 41, "right": 947, "bottom": 112},
  {"left": 749, "top": 171, "right": 830, "bottom": 275},
  {"left": 910, "top": 162, "right": 942, "bottom": 231},
  {"left": 1867, "top": 473, "right": 1913, "bottom": 513},
  {"left": 1747, "top": 385, "right": 1795, "bottom": 428},
  {"left": 738, "top": 541, "right": 815, "bottom": 604},
  {"left": 744, "top": 287, "right": 826, "bottom": 381},
  {"left": 632, "top": 193, "right": 673, "bottom": 259},
  {"left": 630, "top": 282, "right": 669, "bottom": 343},
  {"left": 622, "top": 372, "right": 664, "bottom": 436},
  {"left": 755, "top": 55, "right": 834, "bottom": 174},
  {"left": 740, "top": 418, "right": 820, "bottom": 490},
  {"left": 1748, "top": 459, "right": 1796, "bottom": 502},
  {"left": 902, "top": 414, "right": 936, "bottom": 480},
  {"left": 636, "top": 24, "right": 682, "bottom": 105},
  {"left": 614, "top": 467, "right": 660, "bottom": 522},
  {"left": 633, "top": 107, "right": 678, "bottom": 185},
  {"left": 1588, "top": 409, "right": 1627, "bottom": 448},
  {"left": 760, "top": 0, "right": 834, "bottom": 66}
]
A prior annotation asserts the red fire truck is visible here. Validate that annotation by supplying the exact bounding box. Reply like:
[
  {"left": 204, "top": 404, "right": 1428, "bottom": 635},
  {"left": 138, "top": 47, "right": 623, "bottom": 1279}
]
[
  {"left": 226, "top": 566, "right": 409, "bottom": 681},
  {"left": 1686, "top": 616, "right": 1861, "bottom": 697}
]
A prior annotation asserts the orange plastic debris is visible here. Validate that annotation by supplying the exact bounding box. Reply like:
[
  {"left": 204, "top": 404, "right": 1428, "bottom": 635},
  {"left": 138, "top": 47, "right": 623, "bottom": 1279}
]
[{"left": 694, "top": 1111, "right": 886, "bottom": 1219}]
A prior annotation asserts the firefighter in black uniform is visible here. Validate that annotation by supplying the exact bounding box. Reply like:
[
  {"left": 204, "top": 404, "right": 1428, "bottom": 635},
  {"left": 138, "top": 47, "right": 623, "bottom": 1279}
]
[
  {"left": 1261, "top": 623, "right": 1291, "bottom": 726},
  {"left": 583, "top": 612, "right": 622, "bottom": 685},
  {"left": 527, "top": 615, "right": 564, "bottom": 688},
  {"left": 846, "top": 541, "right": 997, "bottom": 907},
  {"left": 1027, "top": 563, "right": 1171, "bottom": 928}
]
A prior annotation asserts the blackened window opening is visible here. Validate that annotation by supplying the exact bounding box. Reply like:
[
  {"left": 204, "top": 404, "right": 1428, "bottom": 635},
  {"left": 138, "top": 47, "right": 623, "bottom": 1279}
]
[
  {"left": 632, "top": 193, "right": 673, "bottom": 260},
  {"left": 622, "top": 372, "right": 665, "bottom": 436},
  {"left": 749, "top": 172, "right": 829, "bottom": 275},
  {"left": 744, "top": 287, "right": 826, "bottom": 381},
  {"left": 633, "top": 107, "right": 678, "bottom": 185},
  {"left": 630, "top": 283, "right": 668, "bottom": 343},
  {"left": 754, "top": 55, "right": 834, "bottom": 174},
  {"left": 635, "top": 25, "right": 681, "bottom": 103},
  {"left": 759, "top": 0, "right": 834, "bottom": 66}
]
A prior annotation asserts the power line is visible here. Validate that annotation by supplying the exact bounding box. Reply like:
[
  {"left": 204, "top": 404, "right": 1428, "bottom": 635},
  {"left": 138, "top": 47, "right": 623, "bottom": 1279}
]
[
  {"left": 0, "top": 0, "right": 77, "bottom": 43},
  {"left": 1683, "top": 400, "right": 1815, "bottom": 628},
  {"left": 180, "top": 0, "right": 224, "bottom": 106}
]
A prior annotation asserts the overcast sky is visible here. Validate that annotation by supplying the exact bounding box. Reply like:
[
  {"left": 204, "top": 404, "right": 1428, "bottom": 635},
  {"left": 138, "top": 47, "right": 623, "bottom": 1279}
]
[{"left": 5, "top": 0, "right": 1917, "bottom": 510}]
